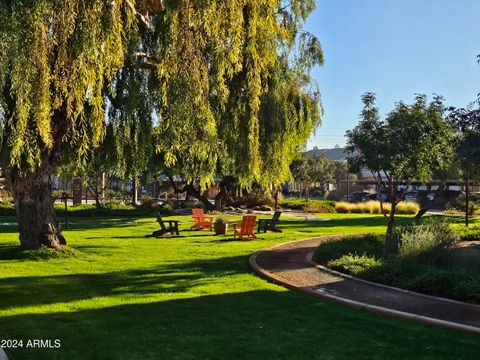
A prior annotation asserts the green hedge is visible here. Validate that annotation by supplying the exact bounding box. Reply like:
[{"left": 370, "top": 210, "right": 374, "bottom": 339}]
[{"left": 279, "top": 198, "right": 336, "bottom": 213}]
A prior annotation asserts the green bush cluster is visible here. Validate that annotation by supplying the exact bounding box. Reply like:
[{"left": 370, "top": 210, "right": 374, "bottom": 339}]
[
  {"left": 232, "top": 195, "right": 274, "bottom": 209},
  {"left": 454, "top": 224, "right": 480, "bottom": 240},
  {"left": 395, "top": 220, "right": 459, "bottom": 264},
  {"left": 279, "top": 198, "right": 336, "bottom": 213},
  {"left": 314, "top": 234, "right": 383, "bottom": 263},
  {"left": 314, "top": 223, "right": 480, "bottom": 304},
  {"left": 329, "top": 254, "right": 382, "bottom": 274}
]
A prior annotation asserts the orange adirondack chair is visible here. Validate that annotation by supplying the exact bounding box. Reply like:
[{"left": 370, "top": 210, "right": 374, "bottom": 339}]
[
  {"left": 190, "top": 208, "right": 213, "bottom": 230},
  {"left": 233, "top": 215, "right": 257, "bottom": 240}
]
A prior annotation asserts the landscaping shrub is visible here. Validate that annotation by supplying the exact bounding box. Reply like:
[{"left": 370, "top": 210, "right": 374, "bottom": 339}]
[
  {"left": 233, "top": 195, "right": 274, "bottom": 209},
  {"left": 396, "top": 201, "right": 420, "bottom": 214},
  {"left": 444, "top": 207, "right": 461, "bottom": 215},
  {"left": 328, "top": 254, "right": 382, "bottom": 274},
  {"left": 314, "top": 223, "right": 480, "bottom": 303},
  {"left": 140, "top": 195, "right": 160, "bottom": 208},
  {"left": 454, "top": 224, "right": 480, "bottom": 240},
  {"left": 334, "top": 201, "right": 418, "bottom": 215},
  {"left": 452, "top": 193, "right": 480, "bottom": 215},
  {"left": 395, "top": 220, "right": 459, "bottom": 264},
  {"left": 279, "top": 198, "right": 335, "bottom": 213},
  {"left": 314, "top": 234, "right": 384, "bottom": 263},
  {"left": 334, "top": 201, "right": 351, "bottom": 213},
  {"left": 253, "top": 205, "right": 273, "bottom": 211},
  {"left": 304, "top": 201, "right": 335, "bottom": 213}
]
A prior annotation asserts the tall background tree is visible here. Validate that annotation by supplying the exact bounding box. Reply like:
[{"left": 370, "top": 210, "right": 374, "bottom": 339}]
[
  {"left": 448, "top": 103, "right": 480, "bottom": 225},
  {"left": 347, "top": 93, "right": 455, "bottom": 255}
]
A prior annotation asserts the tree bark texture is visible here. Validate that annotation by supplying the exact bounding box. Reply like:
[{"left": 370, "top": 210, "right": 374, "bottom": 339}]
[
  {"left": 214, "top": 177, "right": 235, "bottom": 211},
  {"left": 7, "top": 166, "right": 66, "bottom": 248}
]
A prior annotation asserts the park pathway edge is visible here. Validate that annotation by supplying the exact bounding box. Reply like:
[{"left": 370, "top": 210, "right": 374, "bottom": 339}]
[{"left": 249, "top": 236, "right": 480, "bottom": 335}]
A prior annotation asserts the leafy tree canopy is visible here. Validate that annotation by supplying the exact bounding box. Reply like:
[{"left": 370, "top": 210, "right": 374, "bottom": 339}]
[{"left": 346, "top": 93, "right": 455, "bottom": 255}]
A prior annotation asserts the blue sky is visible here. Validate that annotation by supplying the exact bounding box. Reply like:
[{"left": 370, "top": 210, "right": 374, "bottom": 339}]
[{"left": 305, "top": 0, "right": 480, "bottom": 149}]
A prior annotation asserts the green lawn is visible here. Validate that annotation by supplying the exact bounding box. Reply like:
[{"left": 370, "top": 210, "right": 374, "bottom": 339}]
[{"left": 0, "top": 213, "right": 479, "bottom": 359}]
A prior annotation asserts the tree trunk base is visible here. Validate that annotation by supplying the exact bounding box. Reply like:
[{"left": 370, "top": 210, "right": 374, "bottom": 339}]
[
  {"left": 7, "top": 166, "right": 66, "bottom": 249},
  {"left": 38, "top": 223, "right": 67, "bottom": 249}
]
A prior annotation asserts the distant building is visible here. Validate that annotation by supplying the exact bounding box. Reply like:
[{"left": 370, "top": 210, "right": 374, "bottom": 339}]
[{"left": 304, "top": 147, "right": 348, "bottom": 161}]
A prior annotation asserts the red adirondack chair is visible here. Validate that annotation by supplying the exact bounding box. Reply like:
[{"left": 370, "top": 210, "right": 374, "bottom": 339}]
[
  {"left": 233, "top": 215, "right": 257, "bottom": 240},
  {"left": 190, "top": 208, "right": 213, "bottom": 230}
]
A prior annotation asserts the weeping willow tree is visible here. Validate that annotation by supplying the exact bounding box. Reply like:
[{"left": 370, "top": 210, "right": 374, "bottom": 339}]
[
  {"left": 148, "top": 0, "right": 323, "bottom": 207},
  {"left": 0, "top": 0, "right": 322, "bottom": 247},
  {"left": 0, "top": 0, "right": 153, "bottom": 247}
]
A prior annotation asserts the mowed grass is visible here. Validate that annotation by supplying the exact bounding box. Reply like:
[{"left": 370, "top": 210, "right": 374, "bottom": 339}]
[{"left": 0, "top": 213, "right": 479, "bottom": 359}]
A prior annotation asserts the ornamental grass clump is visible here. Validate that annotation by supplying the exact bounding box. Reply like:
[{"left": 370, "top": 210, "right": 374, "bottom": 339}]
[
  {"left": 334, "top": 201, "right": 418, "bottom": 215},
  {"left": 396, "top": 201, "right": 420, "bottom": 214},
  {"left": 334, "top": 201, "right": 352, "bottom": 213}
]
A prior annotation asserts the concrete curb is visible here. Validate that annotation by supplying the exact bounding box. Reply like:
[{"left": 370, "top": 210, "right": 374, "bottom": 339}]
[
  {"left": 249, "top": 236, "right": 480, "bottom": 335},
  {"left": 306, "top": 251, "right": 480, "bottom": 309}
]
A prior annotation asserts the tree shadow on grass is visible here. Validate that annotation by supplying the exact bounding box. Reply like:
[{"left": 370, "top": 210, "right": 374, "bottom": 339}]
[
  {"left": 0, "top": 255, "right": 250, "bottom": 311},
  {"left": 1, "top": 290, "right": 479, "bottom": 360}
]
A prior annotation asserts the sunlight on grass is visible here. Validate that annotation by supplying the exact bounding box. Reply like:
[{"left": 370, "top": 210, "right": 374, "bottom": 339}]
[{"left": 0, "top": 213, "right": 479, "bottom": 359}]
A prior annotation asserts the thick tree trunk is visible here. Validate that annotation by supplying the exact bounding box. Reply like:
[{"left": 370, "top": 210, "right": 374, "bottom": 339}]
[
  {"left": 214, "top": 177, "right": 235, "bottom": 211},
  {"left": 8, "top": 167, "right": 66, "bottom": 248},
  {"left": 214, "top": 185, "right": 227, "bottom": 211},
  {"left": 272, "top": 189, "right": 279, "bottom": 210}
]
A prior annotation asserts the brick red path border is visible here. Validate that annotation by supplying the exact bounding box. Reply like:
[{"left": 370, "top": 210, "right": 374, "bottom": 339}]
[{"left": 250, "top": 236, "right": 480, "bottom": 335}]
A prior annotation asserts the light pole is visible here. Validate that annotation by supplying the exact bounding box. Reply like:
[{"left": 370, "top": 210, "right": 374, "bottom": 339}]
[
  {"left": 465, "top": 174, "right": 469, "bottom": 227},
  {"left": 346, "top": 152, "right": 350, "bottom": 201}
]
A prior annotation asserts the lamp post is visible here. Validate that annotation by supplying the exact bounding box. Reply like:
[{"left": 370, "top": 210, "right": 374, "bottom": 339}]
[
  {"left": 465, "top": 174, "right": 469, "bottom": 227},
  {"left": 346, "top": 152, "right": 350, "bottom": 201}
]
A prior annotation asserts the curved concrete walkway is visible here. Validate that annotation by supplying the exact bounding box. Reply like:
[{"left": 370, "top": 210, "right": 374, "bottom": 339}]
[{"left": 250, "top": 236, "right": 480, "bottom": 335}]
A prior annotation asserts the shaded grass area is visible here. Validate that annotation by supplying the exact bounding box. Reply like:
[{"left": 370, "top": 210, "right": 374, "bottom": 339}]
[
  {"left": 0, "top": 214, "right": 479, "bottom": 359},
  {"left": 0, "top": 203, "right": 175, "bottom": 218}
]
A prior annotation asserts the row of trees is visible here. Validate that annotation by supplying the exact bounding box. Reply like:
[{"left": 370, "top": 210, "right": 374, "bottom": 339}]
[
  {"left": 347, "top": 92, "right": 480, "bottom": 256},
  {"left": 0, "top": 1, "right": 324, "bottom": 248},
  {"left": 290, "top": 153, "right": 357, "bottom": 198}
]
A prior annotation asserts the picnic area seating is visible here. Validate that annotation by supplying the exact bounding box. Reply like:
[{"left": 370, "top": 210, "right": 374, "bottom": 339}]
[
  {"left": 191, "top": 208, "right": 213, "bottom": 230},
  {"left": 146, "top": 214, "right": 179, "bottom": 237},
  {"left": 233, "top": 215, "right": 257, "bottom": 240},
  {"left": 257, "top": 210, "right": 283, "bottom": 233}
]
